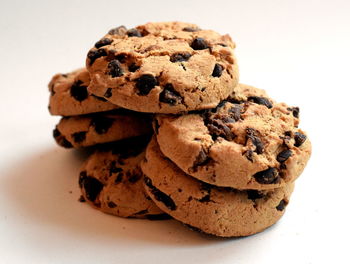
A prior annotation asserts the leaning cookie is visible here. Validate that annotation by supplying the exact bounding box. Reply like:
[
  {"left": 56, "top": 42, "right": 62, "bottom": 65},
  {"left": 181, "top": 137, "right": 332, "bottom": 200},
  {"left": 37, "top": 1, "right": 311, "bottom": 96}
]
[
  {"left": 79, "top": 138, "right": 167, "bottom": 219},
  {"left": 141, "top": 137, "right": 294, "bottom": 237},
  {"left": 86, "top": 21, "right": 239, "bottom": 113},
  {"left": 53, "top": 110, "right": 152, "bottom": 148},
  {"left": 48, "top": 68, "right": 118, "bottom": 116},
  {"left": 155, "top": 84, "right": 311, "bottom": 190}
]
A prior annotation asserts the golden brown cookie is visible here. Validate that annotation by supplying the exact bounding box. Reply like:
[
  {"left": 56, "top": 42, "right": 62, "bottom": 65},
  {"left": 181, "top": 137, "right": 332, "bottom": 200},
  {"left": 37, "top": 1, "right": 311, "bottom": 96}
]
[{"left": 86, "top": 22, "right": 239, "bottom": 113}]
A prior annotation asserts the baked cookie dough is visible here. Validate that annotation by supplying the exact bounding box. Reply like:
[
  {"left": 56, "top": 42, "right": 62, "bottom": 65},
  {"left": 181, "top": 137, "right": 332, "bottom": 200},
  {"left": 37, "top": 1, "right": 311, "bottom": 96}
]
[
  {"left": 79, "top": 138, "right": 167, "bottom": 219},
  {"left": 53, "top": 110, "right": 152, "bottom": 148},
  {"left": 86, "top": 22, "right": 239, "bottom": 113},
  {"left": 48, "top": 68, "right": 118, "bottom": 116},
  {"left": 155, "top": 84, "right": 311, "bottom": 190},
  {"left": 141, "top": 137, "right": 294, "bottom": 237}
]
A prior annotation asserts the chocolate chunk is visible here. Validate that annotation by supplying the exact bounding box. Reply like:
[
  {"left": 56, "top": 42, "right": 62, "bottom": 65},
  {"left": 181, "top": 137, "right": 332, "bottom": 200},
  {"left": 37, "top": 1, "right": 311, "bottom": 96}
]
[
  {"left": 146, "top": 214, "right": 171, "bottom": 220},
  {"left": 53, "top": 128, "right": 61, "bottom": 138},
  {"left": 245, "top": 150, "right": 254, "bottom": 162},
  {"left": 253, "top": 167, "right": 279, "bottom": 184},
  {"left": 108, "top": 25, "right": 127, "bottom": 35},
  {"left": 229, "top": 105, "right": 242, "bottom": 121},
  {"left": 183, "top": 27, "right": 200, "bottom": 32},
  {"left": 194, "top": 149, "right": 208, "bottom": 166},
  {"left": 72, "top": 131, "right": 86, "bottom": 143},
  {"left": 78, "top": 171, "right": 87, "bottom": 188},
  {"left": 170, "top": 53, "right": 192, "bottom": 62},
  {"left": 109, "top": 161, "right": 123, "bottom": 174},
  {"left": 128, "top": 63, "right": 140, "bottom": 72},
  {"left": 247, "top": 190, "right": 264, "bottom": 200},
  {"left": 294, "top": 132, "right": 307, "bottom": 147},
  {"left": 108, "top": 59, "right": 123, "bottom": 77},
  {"left": 144, "top": 177, "right": 176, "bottom": 210},
  {"left": 82, "top": 176, "right": 103, "bottom": 202},
  {"left": 128, "top": 173, "right": 142, "bottom": 183},
  {"left": 206, "top": 117, "right": 235, "bottom": 141},
  {"left": 61, "top": 138, "right": 73, "bottom": 148},
  {"left": 70, "top": 80, "right": 88, "bottom": 102},
  {"left": 127, "top": 28, "right": 142, "bottom": 37},
  {"left": 94, "top": 38, "right": 112, "bottom": 48},
  {"left": 90, "top": 116, "right": 114, "bottom": 134},
  {"left": 191, "top": 38, "right": 209, "bottom": 50},
  {"left": 107, "top": 201, "right": 117, "bottom": 208},
  {"left": 276, "top": 199, "right": 288, "bottom": 211},
  {"left": 248, "top": 96, "right": 273, "bottom": 109},
  {"left": 159, "top": 84, "right": 182, "bottom": 105},
  {"left": 198, "top": 194, "right": 211, "bottom": 203},
  {"left": 104, "top": 88, "right": 113, "bottom": 98},
  {"left": 246, "top": 128, "right": 264, "bottom": 154},
  {"left": 135, "top": 74, "right": 157, "bottom": 95},
  {"left": 115, "top": 53, "right": 127, "bottom": 63},
  {"left": 277, "top": 149, "right": 292, "bottom": 163},
  {"left": 287, "top": 107, "right": 300, "bottom": 118},
  {"left": 87, "top": 49, "right": 107, "bottom": 66},
  {"left": 114, "top": 173, "right": 123, "bottom": 184},
  {"left": 212, "top": 64, "right": 224, "bottom": 77}
]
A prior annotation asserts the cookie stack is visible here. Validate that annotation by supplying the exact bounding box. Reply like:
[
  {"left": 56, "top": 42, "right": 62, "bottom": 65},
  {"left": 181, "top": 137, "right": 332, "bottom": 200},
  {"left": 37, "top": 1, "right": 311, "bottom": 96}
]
[{"left": 48, "top": 22, "right": 311, "bottom": 237}]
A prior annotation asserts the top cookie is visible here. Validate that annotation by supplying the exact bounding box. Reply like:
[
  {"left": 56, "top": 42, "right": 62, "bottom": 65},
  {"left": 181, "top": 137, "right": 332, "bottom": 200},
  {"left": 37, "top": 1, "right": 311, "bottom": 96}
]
[
  {"left": 48, "top": 68, "right": 118, "bottom": 116},
  {"left": 86, "top": 22, "right": 239, "bottom": 113},
  {"left": 154, "top": 84, "right": 312, "bottom": 190}
]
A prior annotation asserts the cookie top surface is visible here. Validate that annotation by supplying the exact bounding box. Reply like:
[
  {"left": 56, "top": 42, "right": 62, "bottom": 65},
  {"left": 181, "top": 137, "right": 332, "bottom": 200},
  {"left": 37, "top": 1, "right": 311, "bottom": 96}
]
[
  {"left": 86, "top": 22, "right": 239, "bottom": 113},
  {"left": 141, "top": 137, "right": 294, "bottom": 237},
  {"left": 79, "top": 138, "right": 166, "bottom": 219},
  {"left": 155, "top": 84, "right": 311, "bottom": 190},
  {"left": 53, "top": 110, "right": 152, "bottom": 148},
  {"left": 48, "top": 68, "right": 118, "bottom": 116}
]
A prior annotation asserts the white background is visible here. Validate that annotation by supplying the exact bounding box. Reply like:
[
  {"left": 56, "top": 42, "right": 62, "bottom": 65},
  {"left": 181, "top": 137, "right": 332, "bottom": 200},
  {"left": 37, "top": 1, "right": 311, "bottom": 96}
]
[{"left": 0, "top": 0, "right": 349, "bottom": 263}]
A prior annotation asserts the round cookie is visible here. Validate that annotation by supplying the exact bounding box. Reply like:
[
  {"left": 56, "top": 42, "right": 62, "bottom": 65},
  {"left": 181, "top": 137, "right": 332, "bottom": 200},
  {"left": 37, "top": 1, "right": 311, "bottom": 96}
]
[
  {"left": 48, "top": 68, "right": 118, "bottom": 116},
  {"left": 154, "top": 84, "right": 311, "bottom": 190},
  {"left": 86, "top": 21, "right": 239, "bottom": 113},
  {"left": 141, "top": 137, "right": 294, "bottom": 237},
  {"left": 79, "top": 138, "right": 167, "bottom": 219},
  {"left": 53, "top": 110, "right": 152, "bottom": 148}
]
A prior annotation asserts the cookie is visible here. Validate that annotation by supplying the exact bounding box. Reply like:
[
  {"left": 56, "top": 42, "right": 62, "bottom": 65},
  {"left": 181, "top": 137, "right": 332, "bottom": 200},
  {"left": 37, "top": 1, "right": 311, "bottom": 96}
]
[
  {"left": 141, "top": 137, "right": 294, "bottom": 237},
  {"left": 86, "top": 22, "right": 239, "bottom": 113},
  {"left": 48, "top": 68, "right": 118, "bottom": 116},
  {"left": 79, "top": 137, "right": 167, "bottom": 219},
  {"left": 154, "top": 84, "right": 311, "bottom": 190},
  {"left": 53, "top": 110, "right": 152, "bottom": 148}
]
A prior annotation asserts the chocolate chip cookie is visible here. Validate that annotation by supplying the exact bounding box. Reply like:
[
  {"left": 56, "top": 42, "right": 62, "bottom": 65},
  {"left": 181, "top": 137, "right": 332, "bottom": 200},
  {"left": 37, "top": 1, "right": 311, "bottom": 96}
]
[
  {"left": 154, "top": 84, "right": 311, "bottom": 190},
  {"left": 79, "top": 137, "right": 167, "bottom": 219},
  {"left": 53, "top": 110, "right": 152, "bottom": 148},
  {"left": 48, "top": 68, "right": 118, "bottom": 116},
  {"left": 86, "top": 22, "right": 239, "bottom": 113},
  {"left": 141, "top": 137, "right": 294, "bottom": 237}
]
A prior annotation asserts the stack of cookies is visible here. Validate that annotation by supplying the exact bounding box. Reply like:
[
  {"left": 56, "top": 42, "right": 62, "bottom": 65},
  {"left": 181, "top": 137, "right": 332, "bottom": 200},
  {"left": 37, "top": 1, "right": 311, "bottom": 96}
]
[{"left": 48, "top": 22, "right": 311, "bottom": 237}]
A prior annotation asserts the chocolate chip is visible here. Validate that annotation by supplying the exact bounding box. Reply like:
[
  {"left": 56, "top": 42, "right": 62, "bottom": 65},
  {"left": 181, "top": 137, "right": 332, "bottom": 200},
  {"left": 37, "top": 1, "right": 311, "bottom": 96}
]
[
  {"left": 159, "top": 84, "right": 182, "bottom": 105},
  {"left": 108, "top": 59, "right": 123, "bottom": 77},
  {"left": 146, "top": 214, "right": 172, "bottom": 220},
  {"left": 72, "top": 131, "right": 86, "bottom": 143},
  {"left": 128, "top": 63, "right": 140, "bottom": 72},
  {"left": 245, "top": 150, "right": 254, "bottom": 162},
  {"left": 79, "top": 171, "right": 87, "bottom": 188},
  {"left": 276, "top": 199, "right": 288, "bottom": 211},
  {"left": 287, "top": 107, "right": 300, "bottom": 118},
  {"left": 191, "top": 38, "right": 209, "bottom": 50},
  {"left": 53, "top": 128, "right": 61, "bottom": 138},
  {"left": 70, "top": 80, "right": 88, "bottom": 102},
  {"left": 60, "top": 138, "right": 73, "bottom": 148},
  {"left": 193, "top": 149, "right": 209, "bottom": 169},
  {"left": 135, "top": 74, "right": 157, "bottom": 95},
  {"left": 87, "top": 49, "right": 107, "bottom": 66},
  {"left": 198, "top": 194, "right": 211, "bottom": 203},
  {"left": 144, "top": 177, "right": 176, "bottom": 210},
  {"left": 206, "top": 117, "right": 235, "bottom": 141},
  {"left": 253, "top": 167, "right": 279, "bottom": 184},
  {"left": 127, "top": 28, "right": 142, "bottom": 37},
  {"left": 82, "top": 176, "right": 103, "bottom": 202},
  {"left": 108, "top": 25, "right": 127, "bottom": 35},
  {"left": 212, "top": 64, "right": 224, "bottom": 77},
  {"left": 109, "top": 161, "right": 122, "bottom": 174},
  {"left": 107, "top": 201, "right": 117, "bottom": 208},
  {"left": 248, "top": 96, "right": 273, "bottom": 109},
  {"left": 246, "top": 128, "right": 264, "bottom": 154},
  {"left": 94, "top": 38, "right": 112, "bottom": 48},
  {"left": 183, "top": 27, "right": 201, "bottom": 32},
  {"left": 128, "top": 173, "right": 142, "bottom": 183},
  {"left": 114, "top": 173, "right": 123, "bottom": 184},
  {"left": 277, "top": 149, "right": 293, "bottom": 163},
  {"left": 170, "top": 53, "right": 192, "bottom": 62},
  {"left": 294, "top": 132, "right": 307, "bottom": 147},
  {"left": 229, "top": 105, "right": 242, "bottom": 121},
  {"left": 247, "top": 190, "right": 264, "bottom": 200},
  {"left": 104, "top": 88, "right": 113, "bottom": 98},
  {"left": 90, "top": 116, "right": 114, "bottom": 134}
]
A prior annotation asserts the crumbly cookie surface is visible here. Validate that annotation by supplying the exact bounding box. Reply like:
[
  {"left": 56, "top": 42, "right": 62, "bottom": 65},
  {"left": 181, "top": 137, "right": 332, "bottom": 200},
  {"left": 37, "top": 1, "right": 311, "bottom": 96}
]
[
  {"left": 155, "top": 84, "right": 311, "bottom": 189},
  {"left": 48, "top": 68, "right": 118, "bottom": 116},
  {"left": 86, "top": 22, "right": 239, "bottom": 113},
  {"left": 53, "top": 110, "right": 152, "bottom": 148},
  {"left": 79, "top": 138, "right": 167, "bottom": 219},
  {"left": 141, "top": 137, "right": 294, "bottom": 237}
]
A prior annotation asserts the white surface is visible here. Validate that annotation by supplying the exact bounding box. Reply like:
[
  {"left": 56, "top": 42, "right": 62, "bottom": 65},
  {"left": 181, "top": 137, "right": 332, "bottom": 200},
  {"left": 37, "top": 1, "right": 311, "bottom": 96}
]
[{"left": 0, "top": 0, "right": 349, "bottom": 263}]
